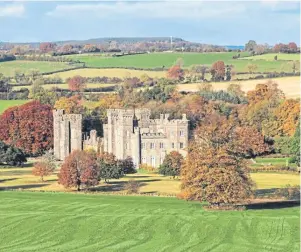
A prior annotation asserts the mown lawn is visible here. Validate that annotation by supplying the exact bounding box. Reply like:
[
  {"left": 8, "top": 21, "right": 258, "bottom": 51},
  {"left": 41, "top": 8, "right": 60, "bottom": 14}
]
[
  {"left": 0, "top": 100, "right": 29, "bottom": 114},
  {"left": 0, "top": 191, "right": 299, "bottom": 252},
  {"left": 67, "top": 52, "right": 293, "bottom": 72},
  {"left": 0, "top": 60, "right": 74, "bottom": 77}
]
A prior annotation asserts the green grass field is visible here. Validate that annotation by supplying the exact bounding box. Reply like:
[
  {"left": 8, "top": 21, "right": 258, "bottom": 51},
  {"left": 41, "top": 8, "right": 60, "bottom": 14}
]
[
  {"left": 0, "top": 100, "right": 29, "bottom": 114},
  {"left": 67, "top": 52, "right": 294, "bottom": 72},
  {"left": 0, "top": 191, "right": 299, "bottom": 252},
  {"left": 0, "top": 60, "right": 75, "bottom": 77},
  {"left": 242, "top": 53, "right": 300, "bottom": 61}
]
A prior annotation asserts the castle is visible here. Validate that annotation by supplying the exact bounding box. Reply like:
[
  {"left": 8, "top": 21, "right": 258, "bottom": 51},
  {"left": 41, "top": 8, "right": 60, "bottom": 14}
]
[{"left": 53, "top": 109, "right": 189, "bottom": 168}]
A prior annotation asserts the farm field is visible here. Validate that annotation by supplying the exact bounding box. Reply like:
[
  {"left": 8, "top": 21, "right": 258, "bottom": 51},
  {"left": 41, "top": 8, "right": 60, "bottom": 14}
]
[
  {"left": 12, "top": 83, "right": 117, "bottom": 91},
  {"left": 242, "top": 53, "right": 300, "bottom": 61},
  {"left": 67, "top": 52, "right": 294, "bottom": 72},
  {"left": 0, "top": 60, "right": 75, "bottom": 77},
  {"left": 0, "top": 160, "right": 299, "bottom": 193},
  {"left": 0, "top": 100, "right": 29, "bottom": 114},
  {"left": 0, "top": 191, "right": 299, "bottom": 252},
  {"left": 177, "top": 76, "right": 301, "bottom": 98},
  {"left": 47, "top": 68, "right": 166, "bottom": 79}
]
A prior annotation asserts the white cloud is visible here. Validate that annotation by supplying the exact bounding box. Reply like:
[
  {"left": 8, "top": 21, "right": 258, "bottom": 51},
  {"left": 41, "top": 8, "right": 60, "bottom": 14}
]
[
  {"left": 0, "top": 4, "right": 25, "bottom": 17},
  {"left": 46, "top": 1, "right": 246, "bottom": 20}
]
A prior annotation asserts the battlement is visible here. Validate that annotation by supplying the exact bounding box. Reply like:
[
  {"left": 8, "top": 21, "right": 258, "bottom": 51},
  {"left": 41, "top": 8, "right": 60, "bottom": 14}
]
[{"left": 53, "top": 109, "right": 82, "bottom": 123}]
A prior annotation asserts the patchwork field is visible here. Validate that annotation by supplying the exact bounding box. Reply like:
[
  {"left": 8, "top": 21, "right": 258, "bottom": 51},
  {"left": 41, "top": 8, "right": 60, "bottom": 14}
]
[
  {"left": 47, "top": 68, "right": 166, "bottom": 80},
  {"left": 0, "top": 60, "right": 75, "bottom": 77},
  {"left": 0, "top": 100, "right": 29, "bottom": 114},
  {"left": 0, "top": 191, "right": 299, "bottom": 252},
  {"left": 66, "top": 52, "right": 295, "bottom": 72},
  {"left": 242, "top": 53, "right": 300, "bottom": 61},
  {"left": 177, "top": 76, "right": 301, "bottom": 98}
]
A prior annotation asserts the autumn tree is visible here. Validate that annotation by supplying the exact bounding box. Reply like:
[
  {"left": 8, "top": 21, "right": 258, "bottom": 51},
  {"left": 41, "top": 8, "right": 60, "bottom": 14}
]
[
  {"left": 210, "top": 61, "right": 225, "bottom": 81},
  {"left": 288, "top": 42, "right": 298, "bottom": 53},
  {"left": 39, "top": 42, "right": 56, "bottom": 53},
  {"left": 167, "top": 65, "right": 185, "bottom": 81},
  {"left": 54, "top": 95, "right": 84, "bottom": 114},
  {"left": 0, "top": 101, "right": 53, "bottom": 155},
  {"left": 158, "top": 151, "right": 184, "bottom": 179},
  {"left": 246, "top": 63, "right": 258, "bottom": 75},
  {"left": 290, "top": 122, "right": 300, "bottom": 166},
  {"left": 227, "top": 83, "right": 245, "bottom": 99},
  {"left": 67, "top": 75, "right": 86, "bottom": 91},
  {"left": 274, "top": 99, "right": 300, "bottom": 136},
  {"left": 58, "top": 150, "right": 99, "bottom": 191},
  {"left": 32, "top": 150, "right": 56, "bottom": 181},
  {"left": 180, "top": 114, "right": 268, "bottom": 206}
]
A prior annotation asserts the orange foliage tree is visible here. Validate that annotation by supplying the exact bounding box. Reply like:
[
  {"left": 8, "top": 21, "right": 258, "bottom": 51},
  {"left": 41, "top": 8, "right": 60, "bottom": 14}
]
[
  {"left": 58, "top": 150, "right": 99, "bottom": 191},
  {"left": 210, "top": 61, "right": 225, "bottom": 81},
  {"left": 180, "top": 114, "right": 269, "bottom": 206},
  {"left": 0, "top": 101, "right": 53, "bottom": 155},
  {"left": 54, "top": 95, "right": 84, "bottom": 114},
  {"left": 166, "top": 65, "right": 184, "bottom": 81},
  {"left": 67, "top": 75, "right": 86, "bottom": 91},
  {"left": 274, "top": 99, "right": 300, "bottom": 136}
]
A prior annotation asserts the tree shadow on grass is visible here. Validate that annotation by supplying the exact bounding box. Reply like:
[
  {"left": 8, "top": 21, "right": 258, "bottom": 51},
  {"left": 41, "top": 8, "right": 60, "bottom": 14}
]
[
  {"left": 0, "top": 178, "right": 18, "bottom": 183},
  {"left": 125, "top": 175, "right": 153, "bottom": 179},
  {"left": 246, "top": 200, "right": 300, "bottom": 210},
  {"left": 0, "top": 184, "right": 50, "bottom": 191},
  {"left": 91, "top": 181, "right": 147, "bottom": 192}
]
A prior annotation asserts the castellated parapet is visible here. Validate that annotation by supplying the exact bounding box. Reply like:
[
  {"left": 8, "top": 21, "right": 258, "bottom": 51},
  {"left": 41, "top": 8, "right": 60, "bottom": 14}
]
[{"left": 53, "top": 108, "right": 189, "bottom": 168}]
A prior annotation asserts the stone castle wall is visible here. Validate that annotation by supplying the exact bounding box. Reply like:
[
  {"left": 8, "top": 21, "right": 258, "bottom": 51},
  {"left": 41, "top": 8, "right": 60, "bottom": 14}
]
[{"left": 53, "top": 108, "right": 189, "bottom": 168}]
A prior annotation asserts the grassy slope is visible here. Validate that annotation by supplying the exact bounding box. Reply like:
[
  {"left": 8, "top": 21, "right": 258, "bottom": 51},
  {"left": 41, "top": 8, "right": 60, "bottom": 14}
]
[
  {"left": 0, "top": 61, "right": 74, "bottom": 77},
  {"left": 0, "top": 191, "right": 299, "bottom": 252},
  {"left": 0, "top": 100, "right": 29, "bottom": 114},
  {"left": 177, "top": 76, "right": 301, "bottom": 99},
  {"left": 67, "top": 52, "right": 293, "bottom": 72},
  {"left": 242, "top": 53, "right": 300, "bottom": 61}
]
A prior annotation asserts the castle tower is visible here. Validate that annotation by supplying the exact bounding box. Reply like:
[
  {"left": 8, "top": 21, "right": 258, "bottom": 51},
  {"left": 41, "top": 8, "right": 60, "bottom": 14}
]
[{"left": 53, "top": 109, "right": 82, "bottom": 160}]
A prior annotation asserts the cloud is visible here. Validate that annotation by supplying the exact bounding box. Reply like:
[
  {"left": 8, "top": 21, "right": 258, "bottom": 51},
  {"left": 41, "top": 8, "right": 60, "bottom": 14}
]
[
  {"left": 46, "top": 1, "right": 246, "bottom": 20},
  {"left": 0, "top": 4, "right": 25, "bottom": 17}
]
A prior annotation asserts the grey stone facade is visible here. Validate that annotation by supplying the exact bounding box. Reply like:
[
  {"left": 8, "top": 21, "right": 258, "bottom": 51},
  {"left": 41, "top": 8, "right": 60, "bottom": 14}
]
[{"left": 53, "top": 108, "right": 189, "bottom": 168}]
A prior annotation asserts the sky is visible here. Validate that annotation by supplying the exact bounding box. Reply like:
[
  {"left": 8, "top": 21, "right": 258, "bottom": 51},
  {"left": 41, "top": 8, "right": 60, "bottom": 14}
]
[{"left": 0, "top": 0, "right": 300, "bottom": 45}]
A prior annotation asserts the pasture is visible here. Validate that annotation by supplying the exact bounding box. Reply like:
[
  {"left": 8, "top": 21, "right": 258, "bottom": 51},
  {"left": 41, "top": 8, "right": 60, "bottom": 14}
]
[
  {"left": 0, "top": 60, "right": 74, "bottom": 77},
  {"left": 0, "top": 100, "right": 29, "bottom": 114},
  {"left": 177, "top": 76, "right": 301, "bottom": 99},
  {"left": 0, "top": 191, "right": 299, "bottom": 252},
  {"left": 242, "top": 53, "right": 300, "bottom": 61},
  {"left": 67, "top": 52, "right": 294, "bottom": 72},
  {"left": 47, "top": 68, "right": 166, "bottom": 80}
]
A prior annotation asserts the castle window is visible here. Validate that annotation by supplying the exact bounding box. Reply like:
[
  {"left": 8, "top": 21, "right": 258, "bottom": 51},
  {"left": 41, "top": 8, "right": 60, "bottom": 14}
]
[
  {"left": 150, "top": 143, "right": 155, "bottom": 149},
  {"left": 142, "top": 157, "right": 146, "bottom": 164},
  {"left": 151, "top": 156, "right": 156, "bottom": 167},
  {"left": 172, "top": 143, "right": 175, "bottom": 148},
  {"left": 180, "top": 130, "right": 184, "bottom": 137},
  {"left": 142, "top": 143, "right": 146, "bottom": 149},
  {"left": 160, "top": 142, "right": 164, "bottom": 149},
  {"left": 180, "top": 142, "right": 184, "bottom": 149}
]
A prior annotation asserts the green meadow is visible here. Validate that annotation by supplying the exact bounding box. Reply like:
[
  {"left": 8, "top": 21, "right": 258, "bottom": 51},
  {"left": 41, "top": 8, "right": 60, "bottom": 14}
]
[
  {"left": 0, "top": 191, "right": 299, "bottom": 252},
  {"left": 0, "top": 100, "right": 29, "bottom": 114},
  {"left": 67, "top": 52, "right": 294, "bottom": 72}
]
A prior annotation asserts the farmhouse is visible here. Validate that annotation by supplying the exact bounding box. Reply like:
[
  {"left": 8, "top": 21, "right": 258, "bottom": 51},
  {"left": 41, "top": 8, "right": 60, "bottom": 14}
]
[{"left": 53, "top": 108, "right": 189, "bottom": 168}]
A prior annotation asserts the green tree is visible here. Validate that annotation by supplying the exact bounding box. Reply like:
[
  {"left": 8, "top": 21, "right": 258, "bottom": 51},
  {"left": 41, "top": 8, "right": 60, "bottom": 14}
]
[
  {"left": 159, "top": 151, "right": 184, "bottom": 179},
  {"left": 290, "top": 122, "right": 300, "bottom": 166},
  {"left": 0, "top": 141, "right": 27, "bottom": 166},
  {"left": 245, "top": 40, "right": 257, "bottom": 52},
  {"left": 98, "top": 153, "right": 124, "bottom": 182}
]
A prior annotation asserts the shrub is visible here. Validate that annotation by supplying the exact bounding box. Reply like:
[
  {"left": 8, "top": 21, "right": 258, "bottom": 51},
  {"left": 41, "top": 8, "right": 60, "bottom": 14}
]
[
  {"left": 139, "top": 163, "right": 156, "bottom": 172},
  {"left": 275, "top": 185, "right": 300, "bottom": 200},
  {"left": 124, "top": 179, "right": 141, "bottom": 194}
]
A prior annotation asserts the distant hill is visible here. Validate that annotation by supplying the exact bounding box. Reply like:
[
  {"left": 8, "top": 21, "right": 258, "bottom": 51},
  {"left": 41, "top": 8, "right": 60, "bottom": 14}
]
[{"left": 224, "top": 45, "right": 244, "bottom": 50}]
